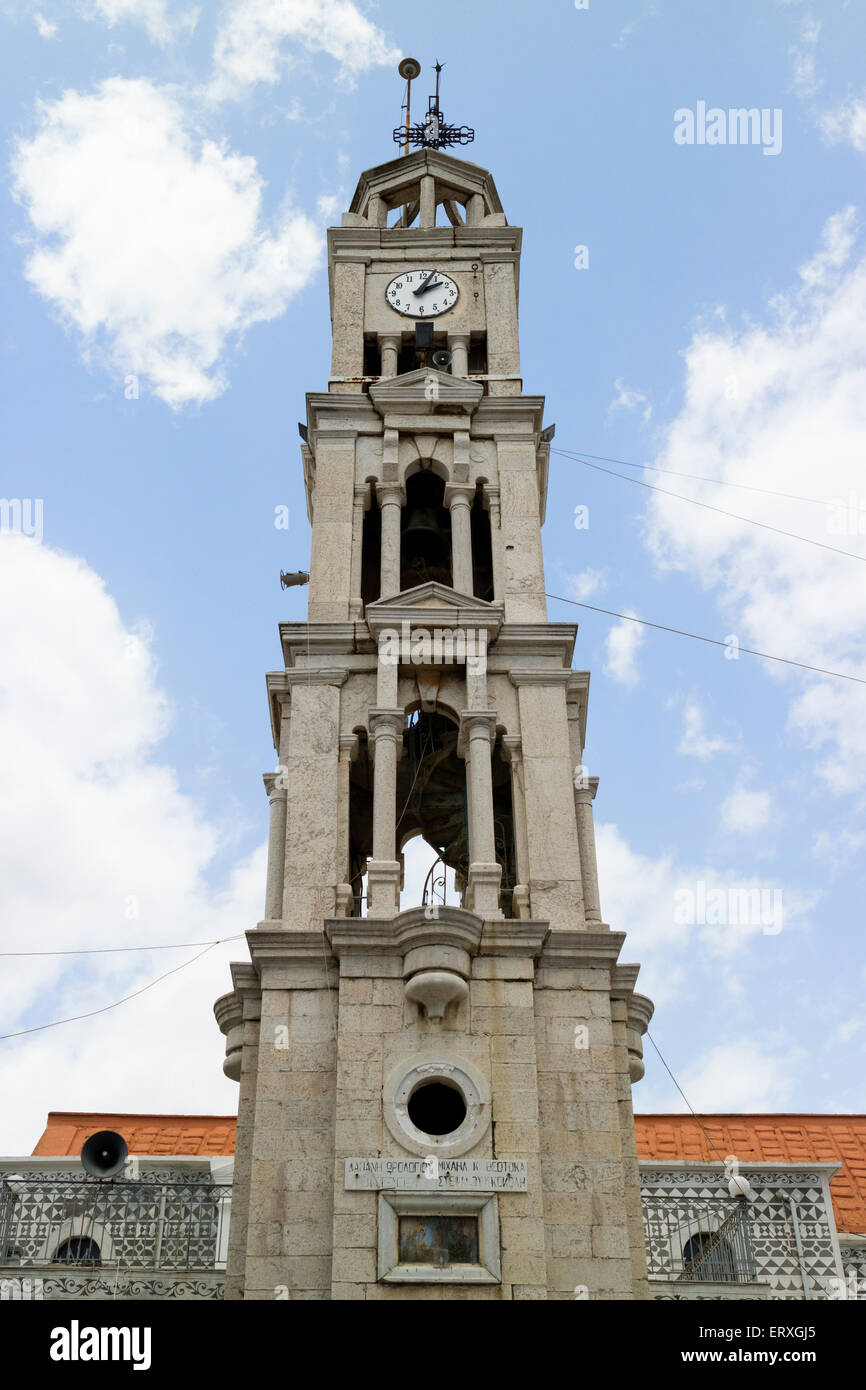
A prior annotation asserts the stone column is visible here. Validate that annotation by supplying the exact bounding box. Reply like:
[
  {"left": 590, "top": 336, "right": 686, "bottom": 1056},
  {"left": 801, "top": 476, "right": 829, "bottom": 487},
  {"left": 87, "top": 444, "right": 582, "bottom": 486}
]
[
  {"left": 335, "top": 735, "right": 359, "bottom": 916},
  {"left": 349, "top": 485, "right": 367, "bottom": 619},
  {"left": 449, "top": 332, "right": 470, "bottom": 377},
  {"left": 444, "top": 483, "right": 474, "bottom": 595},
  {"left": 484, "top": 484, "right": 503, "bottom": 602},
  {"left": 378, "top": 334, "right": 400, "bottom": 379},
  {"left": 376, "top": 481, "right": 403, "bottom": 597},
  {"left": 466, "top": 193, "right": 484, "bottom": 226},
  {"left": 458, "top": 711, "right": 502, "bottom": 917},
  {"left": 368, "top": 709, "right": 404, "bottom": 915},
  {"left": 501, "top": 736, "right": 530, "bottom": 919},
  {"left": 420, "top": 174, "right": 436, "bottom": 228},
  {"left": 262, "top": 772, "right": 288, "bottom": 922},
  {"left": 574, "top": 775, "right": 602, "bottom": 924}
]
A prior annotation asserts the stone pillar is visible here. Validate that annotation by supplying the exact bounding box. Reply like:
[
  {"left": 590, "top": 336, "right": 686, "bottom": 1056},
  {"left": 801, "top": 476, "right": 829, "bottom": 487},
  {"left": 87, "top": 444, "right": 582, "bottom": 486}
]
[
  {"left": 501, "top": 736, "right": 530, "bottom": 919},
  {"left": 377, "top": 482, "right": 403, "bottom": 597},
  {"left": 378, "top": 333, "right": 400, "bottom": 379},
  {"left": 367, "top": 709, "right": 404, "bottom": 915},
  {"left": 466, "top": 193, "right": 484, "bottom": 225},
  {"left": 574, "top": 775, "right": 602, "bottom": 924},
  {"left": 335, "top": 735, "right": 359, "bottom": 916},
  {"left": 484, "top": 484, "right": 503, "bottom": 602},
  {"left": 458, "top": 711, "right": 502, "bottom": 916},
  {"left": 449, "top": 332, "right": 470, "bottom": 377},
  {"left": 262, "top": 772, "right": 287, "bottom": 921},
  {"left": 420, "top": 174, "right": 436, "bottom": 228},
  {"left": 349, "top": 485, "right": 367, "bottom": 620},
  {"left": 444, "top": 483, "right": 474, "bottom": 595}
]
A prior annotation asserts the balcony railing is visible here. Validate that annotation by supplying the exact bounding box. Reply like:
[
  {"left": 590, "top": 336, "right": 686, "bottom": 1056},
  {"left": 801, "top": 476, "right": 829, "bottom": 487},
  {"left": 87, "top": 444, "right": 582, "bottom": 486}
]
[
  {"left": 0, "top": 1175, "right": 230, "bottom": 1274},
  {"left": 642, "top": 1195, "right": 758, "bottom": 1284}
]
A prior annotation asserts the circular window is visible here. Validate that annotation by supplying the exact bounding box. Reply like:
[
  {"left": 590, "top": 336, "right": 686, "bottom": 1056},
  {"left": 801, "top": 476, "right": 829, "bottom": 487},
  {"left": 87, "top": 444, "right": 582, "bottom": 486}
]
[
  {"left": 383, "top": 1057, "right": 491, "bottom": 1157},
  {"left": 407, "top": 1080, "right": 467, "bottom": 1136}
]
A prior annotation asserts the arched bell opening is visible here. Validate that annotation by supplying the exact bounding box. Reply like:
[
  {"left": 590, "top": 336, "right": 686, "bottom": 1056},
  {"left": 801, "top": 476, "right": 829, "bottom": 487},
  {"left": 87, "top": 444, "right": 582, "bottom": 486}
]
[
  {"left": 360, "top": 480, "right": 381, "bottom": 608},
  {"left": 400, "top": 472, "right": 452, "bottom": 591},
  {"left": 398, "top": 827, "right": 458, "bottom": 914},
  {"left": 491, "top": 732, "right": 517, "bottom": 915},
  {"left": 396, "top": 709, "right": 467, "bottom": 903},
  {"left": 471, "top": 482, "right": 494, "bottom": 601},
  {"left": 347, "top": 726, "right": 372, "bottom": 917}
]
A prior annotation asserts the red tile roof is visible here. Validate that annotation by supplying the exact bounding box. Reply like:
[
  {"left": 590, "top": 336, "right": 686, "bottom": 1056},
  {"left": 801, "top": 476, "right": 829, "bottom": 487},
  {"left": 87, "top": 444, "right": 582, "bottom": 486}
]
[
  {"left": 636, "top": 1114, "right": 866, "bottom": 1235},
  {"left": 32, "top": 1112, "right": 236, "bottom": 1159},
  {"left": 31, "top": 1111, "right": 866, "bottom": 1234}
]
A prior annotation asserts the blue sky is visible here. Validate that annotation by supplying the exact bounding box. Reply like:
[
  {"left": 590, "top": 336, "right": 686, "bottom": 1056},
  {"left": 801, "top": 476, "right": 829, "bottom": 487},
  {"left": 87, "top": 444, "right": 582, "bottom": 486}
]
[{"left": 1, "top": 0, "right": 865, "bottom": 1151}]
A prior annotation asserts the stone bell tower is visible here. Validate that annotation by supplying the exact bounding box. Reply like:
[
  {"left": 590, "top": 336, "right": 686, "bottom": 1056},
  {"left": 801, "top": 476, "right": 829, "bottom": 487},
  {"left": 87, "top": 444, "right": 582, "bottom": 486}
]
[{"left": 215, "top": 142, "right": 654, "bottom": 1300}]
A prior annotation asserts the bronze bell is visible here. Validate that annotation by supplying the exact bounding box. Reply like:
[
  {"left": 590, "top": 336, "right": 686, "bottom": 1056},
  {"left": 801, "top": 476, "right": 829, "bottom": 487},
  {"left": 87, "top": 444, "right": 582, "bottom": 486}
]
[{"left": 402, "top": 505, "right": 450, "bottom": 565}]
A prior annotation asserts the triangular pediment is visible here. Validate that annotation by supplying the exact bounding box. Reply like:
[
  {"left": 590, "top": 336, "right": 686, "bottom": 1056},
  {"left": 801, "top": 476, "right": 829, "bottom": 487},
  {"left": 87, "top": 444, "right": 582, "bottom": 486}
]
[
  {"left": 365, "top": 582, "right": 504, "bottom": 641},
  {"left": 369, "top": 369, "right": 483, "bottom": 417}
]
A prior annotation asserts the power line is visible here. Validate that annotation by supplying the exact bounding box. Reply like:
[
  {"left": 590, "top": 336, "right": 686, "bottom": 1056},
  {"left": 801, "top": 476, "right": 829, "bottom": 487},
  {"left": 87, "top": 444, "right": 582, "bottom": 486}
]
[
  {"left": 0, "top": 940, "right": 231, "bottom": 1041},
  {"left": 555, "top": 447, "right": 826, "bottom": 507},
  {"left": 544, "top": 591, "right": 866, "bottom": 685},
  {"left": 553, "top": 450, "right": 866, "bottom": 563},
  {"left": 0, "top": 933, "right": 244, "bottom": 958},
  {"left": 644, "top": 1030, "right": 728, "bottom": 1166}
]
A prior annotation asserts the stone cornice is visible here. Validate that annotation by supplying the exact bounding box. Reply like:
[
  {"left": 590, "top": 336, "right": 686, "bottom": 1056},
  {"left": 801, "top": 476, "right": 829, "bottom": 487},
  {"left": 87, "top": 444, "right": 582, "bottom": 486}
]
[
  {"left": 490, "top": 623, "right": 577, "bottom": 665},
  {"left": 508, "top": 669, "right": 576, "bottom": 688},
  {"left": 246, "top": 927, "right": 337, "bottom": 975},
  {"left": 538, "top": 929, "right": 626, "bottom": 972},
  {"left": 279, "top": 623, "right": 377, "bottom": 666},
  {"left": 282, "top": 668, "right": 349, "bottom": 688},
  {"left": 479, "top": 920, "right": 548, "bottom": 957}
]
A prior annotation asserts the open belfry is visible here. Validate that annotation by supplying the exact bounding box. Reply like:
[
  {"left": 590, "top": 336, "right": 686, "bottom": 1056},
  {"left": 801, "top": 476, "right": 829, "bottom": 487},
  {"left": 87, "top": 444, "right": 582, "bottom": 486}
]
[{"left": 215, "top": 65, "right": 654, "bottom": 1301}]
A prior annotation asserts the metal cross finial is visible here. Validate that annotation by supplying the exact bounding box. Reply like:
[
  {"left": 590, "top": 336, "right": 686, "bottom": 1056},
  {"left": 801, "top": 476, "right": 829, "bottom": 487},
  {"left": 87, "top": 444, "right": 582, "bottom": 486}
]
[{"left": 393, "top": 59, "right": 474, "bottom": 153}]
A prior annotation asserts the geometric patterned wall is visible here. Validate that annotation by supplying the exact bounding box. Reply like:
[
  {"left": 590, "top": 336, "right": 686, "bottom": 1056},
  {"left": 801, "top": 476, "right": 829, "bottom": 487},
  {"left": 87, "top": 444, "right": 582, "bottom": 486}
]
[{"left": 641, "top": 1164, "right": 844, "bottom": 1301}]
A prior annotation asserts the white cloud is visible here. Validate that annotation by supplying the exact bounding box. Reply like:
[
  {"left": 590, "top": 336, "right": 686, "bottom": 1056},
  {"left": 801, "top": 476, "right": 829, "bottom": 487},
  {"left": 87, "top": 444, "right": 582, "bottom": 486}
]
[
  {"left": 719, "top": 785, "right": 773, "bottom": 835},
  {"left": 818, "top": 94, "right": 866, "bottom": 153},
  {"left": 603, "top": 611, "right": 644, "bottom": 686},
  {"left": 595, "top": 823, "right": 813, "bottom": 1006},
  {"left": 0, "top": 535, "right": 263, "bottom": 1153},
  {"left": 80, "top": 0, "right": 198, "bottom": 46},
  {"left": 789, "top": 15, "right": 821, "bottom": 99},
  {"left": 208, "top": 0, "right": 400, "bottom": 103},
  {"left": 644, "top": 207, "right": 866, "bottom": 793},
  {"left": 11, "top": 77, "right": 324, "bottom": 408},
  {"left": 562, "top": 567, "right": 606, "bottom": 601},
  {"left": 34, "top": 12, "right": 58, "bottom": 37},
  {"left": 672, "top": 1040, "right": 801, "bottom": 1112},
  {"left": 609, "top": 376, "right": 652, "bottom": 421},
  {"left": 812, "top": 826, "right": 866, "bottom": 871},
  {"left": 677, "top": 700, "right": 736, "bottom": 759}
]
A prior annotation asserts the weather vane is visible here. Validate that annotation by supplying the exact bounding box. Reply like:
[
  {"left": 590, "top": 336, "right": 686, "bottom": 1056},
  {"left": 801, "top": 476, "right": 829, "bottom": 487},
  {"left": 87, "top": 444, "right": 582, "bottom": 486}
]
[{"left": 393, "top": 59, "right": 475, "bottom": 153}]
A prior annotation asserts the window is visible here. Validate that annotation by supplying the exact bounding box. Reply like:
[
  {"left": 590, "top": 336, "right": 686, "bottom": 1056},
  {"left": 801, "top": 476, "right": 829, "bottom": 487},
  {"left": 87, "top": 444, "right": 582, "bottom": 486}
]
[
  {"left": 55, "top": 1236, "right": 101, "bottom": 1265},
  {"left": 682, "top": 1232, "right": 736, "bottom": 1281}
]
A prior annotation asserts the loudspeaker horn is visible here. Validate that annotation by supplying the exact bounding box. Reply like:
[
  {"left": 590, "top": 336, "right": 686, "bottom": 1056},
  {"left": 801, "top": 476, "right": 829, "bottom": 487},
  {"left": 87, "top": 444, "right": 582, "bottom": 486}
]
[
  {"left": 81, "top": 1130, "right": 128, "bottom": 1179},
  {"left": 398, "top": 57, "right": 422, "bottom": 81}
]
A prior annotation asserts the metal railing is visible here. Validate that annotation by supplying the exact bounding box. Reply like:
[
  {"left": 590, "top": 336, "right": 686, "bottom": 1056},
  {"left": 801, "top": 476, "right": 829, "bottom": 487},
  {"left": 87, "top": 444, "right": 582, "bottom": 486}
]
[
  {"left": 642, "top": 1196, "right": 758, "bottom": 1284},
  {"left": 0, "top": 1175, "right": 230, "bottom": 1272}
]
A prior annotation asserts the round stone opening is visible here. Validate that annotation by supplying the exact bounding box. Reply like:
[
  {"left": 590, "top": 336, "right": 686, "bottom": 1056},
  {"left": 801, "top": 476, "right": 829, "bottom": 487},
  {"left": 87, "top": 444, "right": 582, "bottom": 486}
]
[{"left": 407, "top": 1080, "right": 467, "bottom": 1137}]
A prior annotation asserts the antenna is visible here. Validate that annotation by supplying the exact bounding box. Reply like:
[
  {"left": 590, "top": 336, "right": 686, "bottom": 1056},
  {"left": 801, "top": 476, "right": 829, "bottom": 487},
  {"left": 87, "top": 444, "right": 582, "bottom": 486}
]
[{"left": 392, "top": 60, "right": 474, "bottom": 152}]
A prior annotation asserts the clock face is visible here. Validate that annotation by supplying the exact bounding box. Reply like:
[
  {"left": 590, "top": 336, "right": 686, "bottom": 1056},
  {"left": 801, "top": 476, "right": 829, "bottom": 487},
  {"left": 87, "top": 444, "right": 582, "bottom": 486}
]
[{"left": 385, "top": 269, "right": 459, "bottom": 317}]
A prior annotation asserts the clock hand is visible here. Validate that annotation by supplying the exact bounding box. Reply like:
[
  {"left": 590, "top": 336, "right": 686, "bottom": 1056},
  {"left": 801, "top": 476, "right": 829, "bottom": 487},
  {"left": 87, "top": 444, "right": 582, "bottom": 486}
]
[
  {"left": 414, "top": 280, "right": 445, "bottom": 296},
  {"left": 413, "top": 270, "right": 444, "bottom": 296}
]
